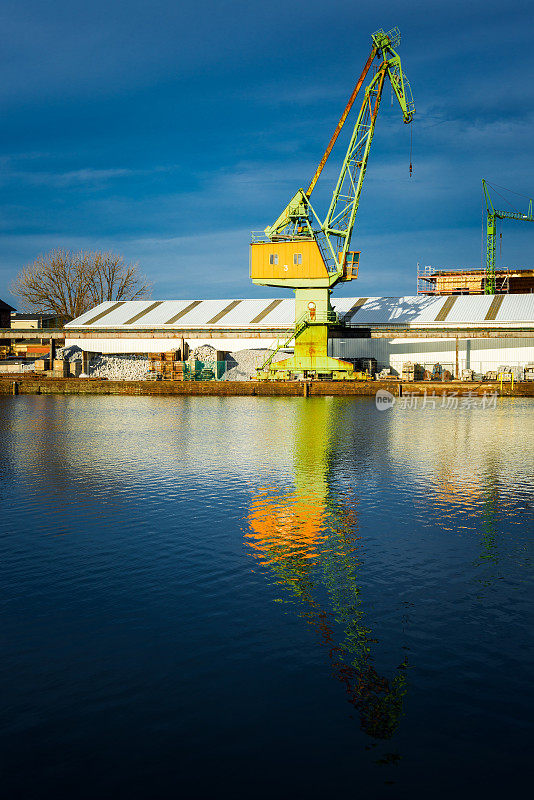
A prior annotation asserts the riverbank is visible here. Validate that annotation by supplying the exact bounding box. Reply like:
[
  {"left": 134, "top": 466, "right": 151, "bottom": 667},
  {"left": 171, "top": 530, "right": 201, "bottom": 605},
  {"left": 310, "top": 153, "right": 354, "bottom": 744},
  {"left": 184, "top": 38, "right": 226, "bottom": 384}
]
[{"left": 1, "top": 376, "right": 532, "bottom": 397}]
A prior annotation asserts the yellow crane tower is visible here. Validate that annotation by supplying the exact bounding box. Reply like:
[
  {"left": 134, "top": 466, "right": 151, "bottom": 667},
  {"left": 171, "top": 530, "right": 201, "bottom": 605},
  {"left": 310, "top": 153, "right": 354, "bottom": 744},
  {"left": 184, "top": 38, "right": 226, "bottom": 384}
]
[{"left": 250, "top": 27, "right": 415, "bottom": 380}]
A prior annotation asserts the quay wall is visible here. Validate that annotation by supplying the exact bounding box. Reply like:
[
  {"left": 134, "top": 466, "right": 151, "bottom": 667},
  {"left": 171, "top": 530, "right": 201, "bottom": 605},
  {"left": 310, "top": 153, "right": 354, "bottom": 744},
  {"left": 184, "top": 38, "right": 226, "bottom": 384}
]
[{"left": 0, "top": 377, "right": 532, "bottom": 397}]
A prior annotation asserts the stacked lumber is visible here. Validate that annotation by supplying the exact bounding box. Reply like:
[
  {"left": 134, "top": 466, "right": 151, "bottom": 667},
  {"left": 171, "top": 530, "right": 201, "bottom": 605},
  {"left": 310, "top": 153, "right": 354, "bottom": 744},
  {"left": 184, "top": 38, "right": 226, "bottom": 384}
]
[{"left": 147, "top": 351, "right": 188, "bottom": 380}]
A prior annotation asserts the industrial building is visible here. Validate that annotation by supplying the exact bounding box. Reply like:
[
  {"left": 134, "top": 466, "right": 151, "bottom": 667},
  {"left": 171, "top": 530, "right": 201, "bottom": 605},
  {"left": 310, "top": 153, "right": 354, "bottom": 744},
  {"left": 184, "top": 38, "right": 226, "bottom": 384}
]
[
  {"left": 10, "top": 312, "right": 63, "bottom": 329},
  {"left": 64, "top": 294, "right": 534, "bottom": 377},
  {"left": 0, "top": 298, "right": 15, "bottom": 329}
]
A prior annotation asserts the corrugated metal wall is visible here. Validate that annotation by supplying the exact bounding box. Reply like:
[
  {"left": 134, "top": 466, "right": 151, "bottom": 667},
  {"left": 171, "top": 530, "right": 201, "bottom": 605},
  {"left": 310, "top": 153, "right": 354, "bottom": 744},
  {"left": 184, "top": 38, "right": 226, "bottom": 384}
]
[{"left": 329, "top": 337, "right": 534, "bottom": 374}]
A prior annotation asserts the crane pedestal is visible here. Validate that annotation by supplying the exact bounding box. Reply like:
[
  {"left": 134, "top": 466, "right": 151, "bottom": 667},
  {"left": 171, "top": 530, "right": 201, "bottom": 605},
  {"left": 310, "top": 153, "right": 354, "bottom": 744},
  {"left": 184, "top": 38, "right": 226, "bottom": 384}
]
[
  {"left": 258, "top": 288, "right": 356, "bottom": 380},
  {"left": 264, "top": 341, "right": 356, "bottom": 381}
]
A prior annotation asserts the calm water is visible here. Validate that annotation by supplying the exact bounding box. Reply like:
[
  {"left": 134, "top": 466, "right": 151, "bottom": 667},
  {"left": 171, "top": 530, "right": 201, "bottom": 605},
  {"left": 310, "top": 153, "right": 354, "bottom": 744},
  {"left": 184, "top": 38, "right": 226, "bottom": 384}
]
[{"left": 0, "top": 394, "right": 532, "bottom": 799}]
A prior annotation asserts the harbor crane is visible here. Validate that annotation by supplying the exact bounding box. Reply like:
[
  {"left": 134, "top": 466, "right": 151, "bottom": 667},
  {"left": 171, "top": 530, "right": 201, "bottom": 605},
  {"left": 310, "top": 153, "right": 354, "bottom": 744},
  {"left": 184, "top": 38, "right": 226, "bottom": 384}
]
[
  {"left": 250, "top": 27, "right": 415, "bottom": 379},
  {"left": 483, "top": 179, "right": 534, "bottom": 294}
]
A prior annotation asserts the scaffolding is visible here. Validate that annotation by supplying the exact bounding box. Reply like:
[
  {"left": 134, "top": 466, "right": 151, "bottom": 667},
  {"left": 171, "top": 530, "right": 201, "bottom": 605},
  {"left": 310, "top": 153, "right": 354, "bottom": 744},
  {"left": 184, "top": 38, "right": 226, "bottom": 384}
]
[{"left": 415, "top": 265, "right": 533, "bottom": 295}]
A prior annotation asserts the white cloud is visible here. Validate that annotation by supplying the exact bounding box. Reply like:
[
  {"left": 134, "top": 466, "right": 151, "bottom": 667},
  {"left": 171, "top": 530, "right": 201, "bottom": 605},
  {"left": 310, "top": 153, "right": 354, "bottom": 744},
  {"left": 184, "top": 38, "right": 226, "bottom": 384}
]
[{"left": 0, "top": 163, "right": 176, "bottom": 188}]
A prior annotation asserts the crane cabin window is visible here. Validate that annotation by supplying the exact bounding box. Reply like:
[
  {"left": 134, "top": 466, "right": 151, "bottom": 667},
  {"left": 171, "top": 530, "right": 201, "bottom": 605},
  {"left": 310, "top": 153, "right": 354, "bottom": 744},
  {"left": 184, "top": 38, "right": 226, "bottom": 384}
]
[
  {"left": 293, "top": 253, "right": 302, "bottom": 265},
  {"left": 269, "top": 254, "right": 279, "bottom": 265}
]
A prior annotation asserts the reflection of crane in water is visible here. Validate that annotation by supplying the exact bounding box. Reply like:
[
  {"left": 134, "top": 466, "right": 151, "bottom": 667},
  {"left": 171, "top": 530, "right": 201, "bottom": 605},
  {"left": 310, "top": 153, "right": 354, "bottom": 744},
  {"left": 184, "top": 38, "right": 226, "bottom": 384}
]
[
  {"left": 431, "top": 460, "right": 503, "bottom": 585},
  {"left": 245, "top": 400, "right": 408, "bottom": 740}
]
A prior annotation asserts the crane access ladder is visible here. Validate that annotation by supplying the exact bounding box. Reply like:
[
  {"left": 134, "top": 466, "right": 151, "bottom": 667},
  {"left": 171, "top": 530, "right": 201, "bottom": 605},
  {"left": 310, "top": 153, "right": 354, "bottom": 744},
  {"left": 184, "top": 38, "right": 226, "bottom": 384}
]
[{"left": 256, "top": 310, "right": 339, "bottom": 377}]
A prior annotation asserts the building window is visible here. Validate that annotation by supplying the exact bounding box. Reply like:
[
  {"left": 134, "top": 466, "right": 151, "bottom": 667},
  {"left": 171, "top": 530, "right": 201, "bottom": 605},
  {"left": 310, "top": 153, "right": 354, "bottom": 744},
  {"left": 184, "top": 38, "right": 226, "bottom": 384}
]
[
  {"left": 269, "top": 254, "right": 279, "bottom": 265},
  {"left": 293, "top": 253, "right": 302, "bottom": 265}
]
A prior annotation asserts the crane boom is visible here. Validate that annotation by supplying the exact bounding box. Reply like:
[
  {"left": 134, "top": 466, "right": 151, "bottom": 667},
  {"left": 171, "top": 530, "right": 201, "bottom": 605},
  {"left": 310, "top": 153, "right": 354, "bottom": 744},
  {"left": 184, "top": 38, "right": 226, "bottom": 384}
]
[
  {"left": 323, "top": 29, "right": 414, "bottom": 271},
  {"left": 306, "top": 45, "right": 377, "bottom": 198},
  {"left": 322, "top": 64, "right": 388, "bottom": 267}
]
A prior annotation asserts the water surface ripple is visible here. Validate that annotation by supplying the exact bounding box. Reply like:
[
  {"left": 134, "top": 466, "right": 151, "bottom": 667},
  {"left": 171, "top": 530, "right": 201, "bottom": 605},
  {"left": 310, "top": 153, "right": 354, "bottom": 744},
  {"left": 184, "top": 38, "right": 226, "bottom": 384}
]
[{"left": 0, "top": 395, "right": 532, "bottom": 798}]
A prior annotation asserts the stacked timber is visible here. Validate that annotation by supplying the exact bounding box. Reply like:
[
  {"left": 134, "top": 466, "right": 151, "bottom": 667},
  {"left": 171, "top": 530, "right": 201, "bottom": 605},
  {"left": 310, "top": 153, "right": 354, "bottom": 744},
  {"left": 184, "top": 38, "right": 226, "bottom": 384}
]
[
  {"left": 148, "top": 351, "right": 189, "bottom": 380},
  {"left": 401, "top": 362, "right": 424, "bottom": 381},
  {"left": 53, "top": 359, "right": 69, "bottom": 377}
]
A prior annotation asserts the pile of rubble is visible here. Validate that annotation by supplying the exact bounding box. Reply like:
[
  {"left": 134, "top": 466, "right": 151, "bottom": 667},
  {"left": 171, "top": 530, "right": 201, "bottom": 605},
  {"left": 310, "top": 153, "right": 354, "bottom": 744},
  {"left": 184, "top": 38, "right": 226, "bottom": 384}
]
[
  {"left": 221, "top": 348, "right": 290, "bottom": 381},
  {"left": 89, "top": 353, "right": 150, "bottom": 381},
  {"left": 55, "top": 346, "right": 150, "bottom": 380},
  {"left": 190, "top": 344, "right": 220, "bottom": 363},
  {"left": 44, "top": 344, "right": 291, "bottom": 381},
  {"left": 182, "top": 343, "right": 290, "bottom": 381},
  {"left": 56, "top": 346, "right": 84, "bottom": 363}
]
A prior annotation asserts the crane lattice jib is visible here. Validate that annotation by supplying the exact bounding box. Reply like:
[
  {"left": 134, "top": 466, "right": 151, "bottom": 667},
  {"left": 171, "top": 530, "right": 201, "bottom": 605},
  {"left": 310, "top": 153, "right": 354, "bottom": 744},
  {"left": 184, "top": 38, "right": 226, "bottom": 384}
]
[
  {"left": 320, "top": 29, "right": 414, "bottom": 271},
  {"left": 306, "top": 46, "right": 377, "bottom": 198},
  {"left": 482, "top": 179, "right": 534, "bottom": 294},
  {"left": 321, "top": 67, "right": 386, "bottom": 264}
]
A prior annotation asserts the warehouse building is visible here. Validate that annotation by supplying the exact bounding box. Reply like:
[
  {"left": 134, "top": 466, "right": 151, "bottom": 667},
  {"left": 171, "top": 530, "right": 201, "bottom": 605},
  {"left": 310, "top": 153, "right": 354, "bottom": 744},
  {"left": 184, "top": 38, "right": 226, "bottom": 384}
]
[
  {"left": 65, "top": 294, "right": 534, "bottom": 376},
  {"left": 329, "top": 294, "right": 534, "bottom": 375}
]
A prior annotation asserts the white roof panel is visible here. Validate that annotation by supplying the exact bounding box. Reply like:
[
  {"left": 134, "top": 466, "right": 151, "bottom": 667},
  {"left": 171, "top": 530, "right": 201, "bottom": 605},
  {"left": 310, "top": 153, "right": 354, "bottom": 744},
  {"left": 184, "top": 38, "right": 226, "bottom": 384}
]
[
  {"left": 444, "top": 295, "right": 493, "bottom": 323},
  {"left": 174, "top": 299, "right": 233, "bottom": 325},
  {"left": 497, "top": 294, "right": 534, "bottom": 322},
  {"left": 331, "top": 297, "right": 360, "bottom": 315},
  {"left": 346, "top": 296, "right": 431, "bottom": 324},
  {"left": 215, "top": 299, "right": 271, "bottom": 326},
  {"left": 126, "top": 300, "right": 191, "bottom": 326},
  {"left": 78, "top": 301, "right": 154, "bottom": 327},
  {"left": 255, "top": 299, "right": 295, "bottom": 326},
  {"left": 64, "top": 301, "right": 114, "bottom": 327},
  {"left": 410, "top": 296, "right": 453, "bottom": 322},
  {"left": 102, "top": 301, "right": 155, "bottom": 326}
]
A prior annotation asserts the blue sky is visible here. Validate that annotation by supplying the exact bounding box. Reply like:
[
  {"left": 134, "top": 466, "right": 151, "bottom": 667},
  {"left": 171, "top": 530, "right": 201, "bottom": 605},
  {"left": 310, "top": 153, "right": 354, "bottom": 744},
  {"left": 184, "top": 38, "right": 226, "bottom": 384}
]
[{"left": 1, "top": 0, "right": 533, "bottom": 307}]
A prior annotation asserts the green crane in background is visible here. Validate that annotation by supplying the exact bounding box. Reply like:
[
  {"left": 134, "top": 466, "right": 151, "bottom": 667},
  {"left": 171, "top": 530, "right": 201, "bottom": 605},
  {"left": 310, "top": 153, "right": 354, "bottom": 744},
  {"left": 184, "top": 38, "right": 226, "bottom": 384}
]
[{"left": 483, "top": 179, "right": 534, "bottom": 294}]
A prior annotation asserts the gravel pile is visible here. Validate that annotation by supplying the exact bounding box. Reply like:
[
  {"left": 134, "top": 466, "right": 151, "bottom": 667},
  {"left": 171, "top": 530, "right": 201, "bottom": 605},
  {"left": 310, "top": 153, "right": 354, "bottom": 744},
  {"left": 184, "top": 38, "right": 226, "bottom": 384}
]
[
  {"left": 28, "top": 344, "right": 291, "bottom": 381},
  {"left": 191, "top": 344, "right": 219, "bottom": 362},
  {"left": 56, "top": 346, "right": 150, "bottom": 380},
  {"left": 56, "top": 346, "right": 83, "bottom": 362},
  {"left": 221, "top": 348, "right": 291, "bottom": 381},
  {"left": 190, "top": 344, "right": 291, "bottom": 380},
  {"left": 89, "top": 353, "right": 150, "bottom": 380}
]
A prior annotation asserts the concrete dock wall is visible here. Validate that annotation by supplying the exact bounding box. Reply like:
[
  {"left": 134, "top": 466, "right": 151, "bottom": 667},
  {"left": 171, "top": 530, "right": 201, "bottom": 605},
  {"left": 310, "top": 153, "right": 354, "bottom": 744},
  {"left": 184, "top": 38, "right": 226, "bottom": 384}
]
[{"left": 1, "top": 377, "right": 532, "bottom": 397}]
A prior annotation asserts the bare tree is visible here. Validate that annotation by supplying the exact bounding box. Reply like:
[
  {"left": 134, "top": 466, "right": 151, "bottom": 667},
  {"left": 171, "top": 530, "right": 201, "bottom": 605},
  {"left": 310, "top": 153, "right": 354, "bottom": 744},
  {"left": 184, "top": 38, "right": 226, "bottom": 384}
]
[{"left": 11, "top": 249, "right": 151, "bottom": 321}]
